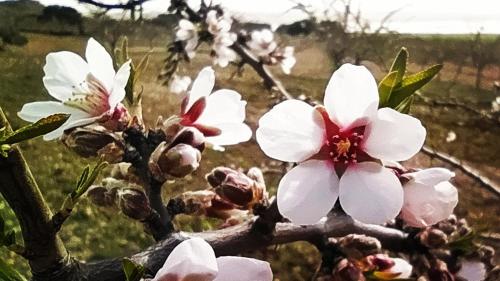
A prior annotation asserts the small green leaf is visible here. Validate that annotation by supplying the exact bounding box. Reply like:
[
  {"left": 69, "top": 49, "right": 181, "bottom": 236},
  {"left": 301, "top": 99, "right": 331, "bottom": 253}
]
[
  {"left": 122, "top": 258, "right": 145, "bottom": 281},
  {"left": 0, "top": 114, "right": 70, "bottom": 145},
  {"left": 388, "top": 64, "right": 442, "bottom": 108},
  {"left": 448, "top": 230, "right": 476, "bottom": 254},
  {"left": 125, "top": 65, "right": 135, "bottom": 105},
  {"left": 389, "top": 47, "right": 408, "bottom": 86},
  {"left": 394, "top": 96, "right": 414, "bottom": 114},
  {"left": 73, "top": 159, "right": 107, "bottom": 200},
  {"left": 0, "top": 260, "right": 28, "bottom": 281},
  {"left": 378, "top": 71, "right": 398, "bottom": 107},
  {"left": 134, "top": 53, "right": 151, "bottom": 85}
]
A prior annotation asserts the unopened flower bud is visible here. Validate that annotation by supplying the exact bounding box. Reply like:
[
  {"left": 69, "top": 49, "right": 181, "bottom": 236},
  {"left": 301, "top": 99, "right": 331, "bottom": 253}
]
[
  {"left": 338, "top": 234, "right": 381, "bottom": 260},
  {"left": 428, "top": 260, "right": 454, "bottom": 281},
  {"left": 149, "top": 142, "right": 201, "bottom": 181},
  {"left": 206, "top": 167, "right": 266, "bottom": 208},
  {"left": 118, "top": 188, "right": 152, "bottom": 221},
  {"left": 169, "top": 127, "right": 205, "bottom": 152},
  {"left": 332, "top": 259, "right": 365, "bottom": 281},
  {"left": 62, "top": 125, "right": 124, "bottom": 159},
  {"left": 419, "top": 228, "right": 448, "bottom": 249},
  {"left": 362, "top": 255, "right": 412, "bottom": 280},
  {"left": 86, "top": 185, "right": 118, "bottom": 207}
]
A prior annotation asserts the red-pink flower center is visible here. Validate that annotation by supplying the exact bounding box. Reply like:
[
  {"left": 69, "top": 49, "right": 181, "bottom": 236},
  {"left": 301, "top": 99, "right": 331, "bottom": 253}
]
[{"left": 315, "top": 106, "right": 370, "bottom": 168}]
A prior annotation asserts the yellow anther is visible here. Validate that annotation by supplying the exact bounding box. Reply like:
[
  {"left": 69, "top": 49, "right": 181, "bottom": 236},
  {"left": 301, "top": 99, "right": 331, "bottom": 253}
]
[{"left": 336, "top": 139, "right": 351, "bottom": 155}]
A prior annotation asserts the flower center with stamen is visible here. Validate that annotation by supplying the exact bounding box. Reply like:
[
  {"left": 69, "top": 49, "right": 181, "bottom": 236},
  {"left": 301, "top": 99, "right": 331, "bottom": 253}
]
[
  {"left": 64, "top": 73, "right": 111, "bottom": 115},
  {"left": 327, "top": 132, "right": 364, "bottom": 164}
]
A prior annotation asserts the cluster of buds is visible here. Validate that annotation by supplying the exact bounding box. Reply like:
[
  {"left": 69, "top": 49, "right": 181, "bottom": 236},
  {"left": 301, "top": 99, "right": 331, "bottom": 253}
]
[
  {"left": 329, "top": 254, "right": 412, "bottom": 281},
  {"left": 62, "top": 124, "right": 125, "bottom": 163},
  {"left": 244, "top": 29, "right": 296, "bottom": 74},
  {"left": 206, "top": 166, "right": 268, "bottom": 210},
  {"left": 148, "top": 127, "right": 204, "bottom": 181}
]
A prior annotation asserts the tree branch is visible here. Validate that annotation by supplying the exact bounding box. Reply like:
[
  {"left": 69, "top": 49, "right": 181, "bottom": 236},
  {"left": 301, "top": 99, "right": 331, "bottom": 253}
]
[
  {"left": 0, "top": 106, "right": 68, "bottom": 275},
  {"left": 230, "top": 42, "right": 294, "bottom": 100},
  {"left": 71, "top": 212, "right": 415, "bottom": 280},
  {"left": 421, "top": 145, "right": 500, "bottom": 197},
  {"left": 78, "top": 0, "right": 150, "bottom": 10}
]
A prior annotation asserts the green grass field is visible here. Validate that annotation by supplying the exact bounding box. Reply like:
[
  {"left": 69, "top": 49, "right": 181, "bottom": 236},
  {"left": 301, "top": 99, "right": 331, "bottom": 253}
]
[{"left": 0, "top": 32, "right": 498, "bottom": 280}]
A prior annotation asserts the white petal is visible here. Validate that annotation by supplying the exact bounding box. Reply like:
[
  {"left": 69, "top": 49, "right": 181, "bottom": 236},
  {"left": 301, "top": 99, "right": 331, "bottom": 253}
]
[
  {"left": 406, "top": 168, "right": 455, "bottom": 186},
  {"left": 205, "top": 122, "right": 252, "bottom": 146},
  {"left": 109, "top": 60, "right": 131, "bottom": 108},
  {"left": 179, "top": 19, "right": 195, "bottom": 31},
  {"left": 256, "top": 100, "right": 325, "bottom": 162},
  {"left": 277, "top": 160, "right": 339, "bottom": 225},
  {"left": 339, "top": 162, "right": 403, "bottom": 224},
  {"left": 324, "top": 64, "right": 379, "bottom": 128},
  {"left": 43, "top": 51, "right": 89, "bottom": 101},
  {"left": 43, "top": 115, "right": 100, "bottom": 141},
  {"left": 85, "top": 38, "right": 115, "bottom": 90},
  {"left": 363, "top": 107, "right": 426, "bottom": 161},
  {"left": 196, "top": 89, "right": 246, "bottom": 125},
  {"left": 401, "top": 180, "right": 458, "bottom": 227},
  {"left": 457, "top": 261, "right": 486, "bottom": 281},
  {"left": 391, "top": 258, "right": 413, "bottom": 279},
  {"left": 18, "top": 101, "right": 85, "bottom": 122},
  {"left": 186, "top": 67, "right": 215, "bottom": 112},
  {"left": 214, "top": 256, "right": 273, "bottom": 281},
  {"left": 153, "top": 238, "right": 218, "bottom": 281}
]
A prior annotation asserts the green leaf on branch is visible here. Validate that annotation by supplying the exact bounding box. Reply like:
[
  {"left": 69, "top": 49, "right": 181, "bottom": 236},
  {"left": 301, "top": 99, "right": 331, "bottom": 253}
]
[
  {"left": 448, "top": 230, "right": 476, "bottom": 254},
  {"left": 71, "top": 158, "right": 108, "bottom": 201},
  {"left": 122, "top": 258, "right": 145, "bottom": 281},
  {"left": 378, "top": 71, "right": 398, "bottom": 107},
  {"left": 0, "top": 260, "right": 27, "bottom": 281},
  {"left": 388, "top": 64, "right": 442, "bottom": 108},
  {"left": 389, "top": 47, "right": 408, "bottom": 86},
  {"left": 394, "top": 96, "right": 414, "bottom": 114},
  {"left": 0, "top": 114, "right": 70, "bottom": 145}
]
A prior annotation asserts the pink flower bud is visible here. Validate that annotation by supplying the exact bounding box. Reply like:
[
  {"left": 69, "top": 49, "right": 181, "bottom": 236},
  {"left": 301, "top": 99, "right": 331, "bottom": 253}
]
[
  {"left": 419, "top": 228, "right": 448, "bottom": 249},
  {"left": 87, "top": 185, "right": 118, "bottom": 208},
  {"left": 62, "top": 125, "right": 124, "bottom": 160},
  {"left": 149, "top": 142, "right": 201, "bottom": 180},
  {"left": 401, "top": 168, "right": 458, "bottom": 228},
  {"left": 206, "top": 167, "right": 267, "bottom": 209},
  {"left": 169, "top": 127, "right": 205, "bottom": 152},
  {"left": 338, "top": 234, "right": 381, "bottom": 260}
]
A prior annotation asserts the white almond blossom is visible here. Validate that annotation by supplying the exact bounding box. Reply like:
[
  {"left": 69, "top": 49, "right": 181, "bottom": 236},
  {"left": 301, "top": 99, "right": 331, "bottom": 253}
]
[
  {"left": 206, "top": 10, "right": 232, "bottom": 35},
  {"left": 400, "top": 168, "right": 459, "bottom": 228},
  {"left": 152, "top": 237, "right": 273, "bottom": 281},
  {"left": 176, "top": 19, "right": 199, "bottom": 59},
  {"left": 272, "top": 46, "right": 296, "bottom": 74},
  {"left": 178, "top": 67, "right": 252, "bottom": 147},
  {"left": 247, "top": 29, "right": 277, "bottom": 57},
  {"left": 256, "top": 64, "right": 426, "bottom": 225},
  {"left": 456, "top": 260, "right": 486, "bottom": 281},
  {"left": 169, "top": 75, "right": 192, "bottom": 95},
  {"left": 212, "top": 32, "right": 238, "bottom": 67},
  {"left": 18, "top": 38, "right": 131, "bottom": 140}
]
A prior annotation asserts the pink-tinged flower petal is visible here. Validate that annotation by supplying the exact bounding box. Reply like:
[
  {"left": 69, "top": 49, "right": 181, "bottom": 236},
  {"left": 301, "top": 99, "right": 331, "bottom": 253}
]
[
  {"left": 401, "top": 170, "right": 458, "bottom": 227},
  {"left": 214, "top": 256, "right": 273, "bottom": 281},
  {"left": 109, "top": 60, "right": 131, "bottom": 108},
  {"left": 324, "top": 64, "right": 379, "bottom": 128},
  {"left": 196, "top": 89, "right": 246, "bottom": 125},
  {"left": 407, "top": 168, "right": 455, "bottom": 186},
  {"left": 205, "top": 122, "right": 252, "bottom": 146},
  {"left": 18, "top": 101, "right": 87, "bottom": 122},
  {"left": 339, "top": 162, "right": 403, "bottom": 224},
  {"left": 185, "top": 67, "right": 215, "bottom": 112},
  {"left": 457, "top": 260, "right": 486, "bottom": 281},
  {"left": 390, "top": 258, "right": 413, "bottom": 279},
  {"left": 363, "top": 107, "right": 426, "bottom": 161},
  {"left": 43, "top": 115, "right": 101, "bottom": 141},
  {"left": 256, "top": 100, "right": 325, "bottom": 162},
  {"left": 205, "top": 122, "right": 251, "bottom": 146},
  {"left": 153, "top": 238, "right": 218, "bottom": 281},
  {"left": 43, "top": 51, "right": 90, "bottom": 101},
  {"left": 277, "top": 160, "right": 339, "bottom": 225},
  {"left": 85, "top": 38, "right": 115, "bottom": 90}
]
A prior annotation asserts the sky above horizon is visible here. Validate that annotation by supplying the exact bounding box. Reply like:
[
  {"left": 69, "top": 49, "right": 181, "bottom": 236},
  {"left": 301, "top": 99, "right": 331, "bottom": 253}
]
[{"left": 36, "top": 0, "right": 500, "bottom": 34}]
